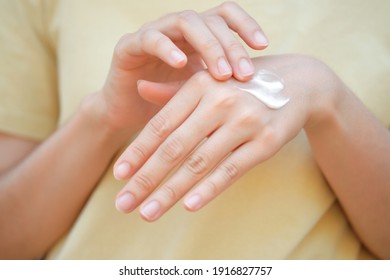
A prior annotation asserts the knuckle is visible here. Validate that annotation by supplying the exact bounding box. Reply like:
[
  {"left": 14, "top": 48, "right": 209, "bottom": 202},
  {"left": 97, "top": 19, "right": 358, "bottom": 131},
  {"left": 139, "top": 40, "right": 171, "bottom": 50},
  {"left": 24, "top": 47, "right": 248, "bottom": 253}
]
[
  {"left": 201, "top": 39, "right": 221, "bottom": 53},
  {"left": 159, "top": 135, "right": 184, "bottom": 163},
  {"left": 178, "top": 10, "right": 199, "bottom": 25},
  {"left": 219, "top": 162, "right": 239, "bottom": 181},
  {"left": 225, "top": 40, "right": 246, "bottom": 53},
  {"left": 187, "top": 71, "right": 215, "bottom": 92},
  {"left": 113, "top": 33, "right": 132, "bottom": 60},
  {"left": 148, "top": 112, "right": 170, "bottom": 139},
  {"left": 160, "top": 183, "right": 179, "bottom": 201},
  {"left": 184, "top": 153, "right": 209, "bottom": 176},
  {"left": 134, "top": 173, "right": 155, "bottom": 193},
  {"left": 130, "top": 143, "right": 147, "bottom": 162},
  {"left": 234, "top": 108, "right": 259, "bottom": 127},
  {"left": 191, "top": 70, "right": 213, "bottom": 86},
  {"left": 261, "top": 126, "right": 280, "bottom": 150},
  {"left": 218, "top": 1, "right": 255, "bottom": 28},
  {"left": 205, "top": 180, "right": 220, "bottom": 197},
  {"left": 140, "top": 29, "right": 168, "bottom": 51},
  {"left": 212, "top": 92, "right": 237, "bottom": 110},
  {"left": 204, "top": 14, "right": 224, "bottom": 25},
  {"left": 139, "top": 28, "right": 154, "bottom": 45},
  {"left": 219, "top": 1, "right": 239, "bottom": 14}
]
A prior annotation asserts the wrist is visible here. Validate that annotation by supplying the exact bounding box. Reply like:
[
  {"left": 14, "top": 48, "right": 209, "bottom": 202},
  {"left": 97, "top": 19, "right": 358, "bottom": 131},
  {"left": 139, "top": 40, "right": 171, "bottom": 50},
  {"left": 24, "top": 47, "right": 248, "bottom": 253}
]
[
  {"left": 79, "top": 92, "right": 135, "bottom": 147},
  {"left": 251, "top": 54, "right": 343, "bottom": 131},
  {"left": 302, "top": 59, "right": 348, "bottom": 134}
]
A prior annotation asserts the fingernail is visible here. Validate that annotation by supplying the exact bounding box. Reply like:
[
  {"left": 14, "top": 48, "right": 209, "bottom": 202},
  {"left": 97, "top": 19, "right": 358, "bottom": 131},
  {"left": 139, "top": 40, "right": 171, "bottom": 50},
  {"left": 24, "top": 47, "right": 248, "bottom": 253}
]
[
  {"left": 115, "top": 192, "right": 135, "bottom": 212},
  {"left": 217, "top": 57, "right": 232, "bottom": 76},
  {"left": 170, "top": 50, "right": 186, "bottom": 64},
  {"left": 254, "top": 31, "right": 268, "bottom": 46},
  {"left": 184, "top": 194, "right": 202, "bottom": 211},
  {"left": 140, "top": 200, "right": 161, "bottom": 221},
  {"left": 114, "top": 162, "right": 131, "bottom": 180},
  {"left": 239, "top": 58, "right": 255, "bottom": 77}
]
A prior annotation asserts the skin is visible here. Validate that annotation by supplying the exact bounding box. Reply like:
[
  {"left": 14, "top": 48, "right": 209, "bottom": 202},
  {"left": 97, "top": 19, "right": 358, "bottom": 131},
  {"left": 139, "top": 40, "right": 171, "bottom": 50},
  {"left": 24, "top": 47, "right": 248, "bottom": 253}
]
[
  {"left": 0, "top": 2, "right": 267, "bottom": 259},
  {"left": 1, "top": 2, "right": 389, "bottom": 260},
  {"left": 114, "top": 55, "right": 390, "bottom": 259}
]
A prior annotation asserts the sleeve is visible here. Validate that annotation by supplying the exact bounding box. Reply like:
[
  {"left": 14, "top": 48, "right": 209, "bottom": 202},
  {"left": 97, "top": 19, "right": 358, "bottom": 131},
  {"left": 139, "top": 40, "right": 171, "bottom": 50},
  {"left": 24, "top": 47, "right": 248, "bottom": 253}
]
[{"left": 0, "top": 0, "right": 59, "bottom": 141}]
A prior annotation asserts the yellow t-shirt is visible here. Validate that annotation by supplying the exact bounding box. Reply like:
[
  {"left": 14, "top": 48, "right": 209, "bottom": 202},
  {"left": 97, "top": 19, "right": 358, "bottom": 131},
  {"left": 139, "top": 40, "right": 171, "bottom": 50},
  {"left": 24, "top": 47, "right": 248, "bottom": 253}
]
[{"left": 0, "top": 0, "right": 389, "bottom": 259}]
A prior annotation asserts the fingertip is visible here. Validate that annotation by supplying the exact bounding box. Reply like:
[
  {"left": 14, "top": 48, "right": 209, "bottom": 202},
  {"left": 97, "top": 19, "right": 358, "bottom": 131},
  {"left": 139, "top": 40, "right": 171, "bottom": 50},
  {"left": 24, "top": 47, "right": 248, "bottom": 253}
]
[
  {"left": 253, "top": 30, "right": 269, "bottom": 48},
  {"left": 114, "top": 161, "right": 131, "bottom": 180},
  {"left": 137, "top": 79, "right": 144, "bottom": 89},
  {"left": 140, "top": 200, "right": 162, "bottom": 222},
  {"left": 115, "top": 192, "right": 136, "bottom": 213},
  {"left": 217, "top": 57, "right": 233, "bottom": 78},
  {"left": 170, "top": 49, "right": 187, "bottom": 67},
  {"left": 184, "top": 194, "right": 203, "bottom": 212},
  {"left": 233, "top": 58, "right": 255, "bottom": 81}
]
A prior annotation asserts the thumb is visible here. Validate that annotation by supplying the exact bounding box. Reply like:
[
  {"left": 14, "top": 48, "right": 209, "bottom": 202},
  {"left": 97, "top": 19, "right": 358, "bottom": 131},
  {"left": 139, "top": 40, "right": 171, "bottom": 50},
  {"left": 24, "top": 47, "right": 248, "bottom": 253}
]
[{"left": 137, "top": 80, "right": 185, "bottom": 106}]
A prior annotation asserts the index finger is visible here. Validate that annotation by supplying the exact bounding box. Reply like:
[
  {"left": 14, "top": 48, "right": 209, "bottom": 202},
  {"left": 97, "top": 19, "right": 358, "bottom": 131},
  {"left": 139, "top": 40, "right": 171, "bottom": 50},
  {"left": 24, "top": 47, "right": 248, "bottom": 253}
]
[
  {"left": 204, "top": 2, "right": 268, "bottom": 49},
  {"left": 113, "top": 73, "right": 206, "bottom": 182}
]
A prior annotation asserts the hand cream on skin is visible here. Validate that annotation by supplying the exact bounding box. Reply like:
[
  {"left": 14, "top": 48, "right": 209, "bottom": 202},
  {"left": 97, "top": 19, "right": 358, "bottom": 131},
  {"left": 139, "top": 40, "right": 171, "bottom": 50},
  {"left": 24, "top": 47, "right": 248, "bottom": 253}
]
[{"left": 230, "top": 69, "right": 290, "bottom": 109}]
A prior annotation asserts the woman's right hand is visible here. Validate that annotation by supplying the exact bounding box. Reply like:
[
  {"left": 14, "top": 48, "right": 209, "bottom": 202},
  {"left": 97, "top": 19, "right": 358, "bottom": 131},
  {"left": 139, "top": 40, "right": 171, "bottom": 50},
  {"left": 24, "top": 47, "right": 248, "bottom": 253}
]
[{"left": 93, "top": 2, "right": 268, "bottom": 133}]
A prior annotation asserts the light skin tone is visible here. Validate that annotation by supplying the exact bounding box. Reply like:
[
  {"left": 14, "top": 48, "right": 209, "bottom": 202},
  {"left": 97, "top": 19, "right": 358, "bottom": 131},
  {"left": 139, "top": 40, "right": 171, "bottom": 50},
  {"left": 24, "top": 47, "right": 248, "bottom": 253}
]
[
  {"left": 1, "top": 2, "right": 390, "bottom": 260},
  {"left": 0, "top": 2, "right": 267, "bottom": 259},
  {"left": 114, "top": 55, "right": 390, "bottom": 259}
]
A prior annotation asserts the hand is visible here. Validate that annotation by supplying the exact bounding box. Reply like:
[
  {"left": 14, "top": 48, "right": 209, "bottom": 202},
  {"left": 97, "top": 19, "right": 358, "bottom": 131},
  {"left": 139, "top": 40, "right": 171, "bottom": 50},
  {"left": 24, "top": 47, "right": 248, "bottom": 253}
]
[
  {"left": 113, "top": 54, "right": 339, "bottom": 221},
  {"left": 96, "top": 2, "right": 268, "bottom": 133}
]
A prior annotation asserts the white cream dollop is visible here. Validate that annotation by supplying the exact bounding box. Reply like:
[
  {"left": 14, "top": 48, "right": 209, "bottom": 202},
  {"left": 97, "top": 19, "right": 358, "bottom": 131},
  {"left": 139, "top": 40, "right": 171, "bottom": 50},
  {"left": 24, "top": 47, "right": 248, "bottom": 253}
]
[{"left": 230, "top": 69, "right": 290, "bottom": 109}]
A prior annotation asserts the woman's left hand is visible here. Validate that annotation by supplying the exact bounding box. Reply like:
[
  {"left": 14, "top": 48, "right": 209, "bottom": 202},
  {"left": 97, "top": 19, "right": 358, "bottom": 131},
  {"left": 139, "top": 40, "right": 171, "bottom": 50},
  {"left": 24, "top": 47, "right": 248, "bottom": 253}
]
[{"left": 113, "top": 55, "right": 337, "bottom": 221}]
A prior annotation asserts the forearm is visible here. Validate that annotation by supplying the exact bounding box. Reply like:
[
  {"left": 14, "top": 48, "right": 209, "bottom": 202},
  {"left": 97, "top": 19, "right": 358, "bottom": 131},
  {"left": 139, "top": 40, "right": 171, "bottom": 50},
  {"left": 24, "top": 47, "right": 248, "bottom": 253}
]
[
  {"left": 0, "top": 93, "right": 133, "bottom": 259},
  {"left": 250, "top": 54, "right": 390, "bottom": 258},
  {"left": 305, "top": 82, "right": 390, "bottom": 259}
]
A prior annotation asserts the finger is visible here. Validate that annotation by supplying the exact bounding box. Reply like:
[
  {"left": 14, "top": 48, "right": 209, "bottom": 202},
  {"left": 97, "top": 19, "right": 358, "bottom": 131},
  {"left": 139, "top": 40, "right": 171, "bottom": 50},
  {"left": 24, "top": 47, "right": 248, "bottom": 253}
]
[
  {"left": 115, "top": 15, "right": 231, "bottom": 80},
  {"left": 206, "top": 2, "right": 269, "bottom": 49},
  {"left": 115, "top": 104, "right": 221, "bottom": 214},
  {"left": 135, "top": 29, "right": 188, "bottom": 68},
  {"left": 113, "top": 31, "right": 188, "bottom": 70},
  {"left": 204, "top": 15, "right": 255, "bottom": 81},
  {"left": 170, "top": 10, "right": 235, "bottom": 80},
  {"left": 183, "top": 141, "right": 269, "bottom": 212},
  {"left": 138, "top": 80, "right": 184, "bottom": 106},
  {"left": 113, "top": 78, "right": 202, "bottom": 182},
  {"left": 138, "top": 124, "right": 251, "bottom": 221}
]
